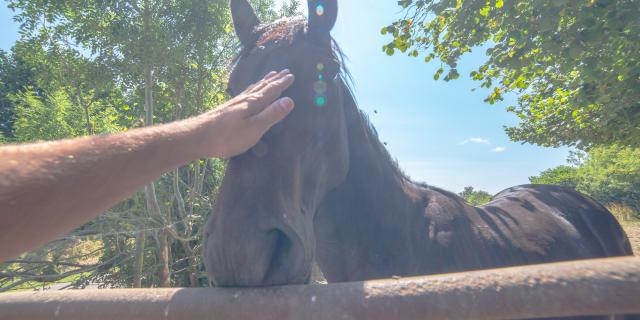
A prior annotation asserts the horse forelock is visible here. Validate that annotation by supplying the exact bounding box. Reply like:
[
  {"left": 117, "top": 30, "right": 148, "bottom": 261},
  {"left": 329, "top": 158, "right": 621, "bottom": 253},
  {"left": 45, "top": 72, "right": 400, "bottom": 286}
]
[
  {"left": 256, "top": 16, "right": 306, "bottom": 47},
  {"left": 231, "top": 16, "right": 352, "bottom": 80}
]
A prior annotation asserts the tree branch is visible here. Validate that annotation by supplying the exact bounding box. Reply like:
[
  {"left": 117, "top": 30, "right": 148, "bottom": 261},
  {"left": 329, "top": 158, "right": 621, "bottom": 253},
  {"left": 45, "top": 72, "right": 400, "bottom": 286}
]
[{"left": 0, "top": 253, "right": 127, "bottom": 293}]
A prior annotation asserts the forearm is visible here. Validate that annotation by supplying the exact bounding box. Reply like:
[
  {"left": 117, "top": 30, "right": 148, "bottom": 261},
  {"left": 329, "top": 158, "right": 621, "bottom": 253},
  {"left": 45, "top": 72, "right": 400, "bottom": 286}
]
[
  {"left": 0, "top": 117, "right": 204, "bottom": 262},
  {"left": 0, "top": 69, "right": 294, "bottom": 262}
]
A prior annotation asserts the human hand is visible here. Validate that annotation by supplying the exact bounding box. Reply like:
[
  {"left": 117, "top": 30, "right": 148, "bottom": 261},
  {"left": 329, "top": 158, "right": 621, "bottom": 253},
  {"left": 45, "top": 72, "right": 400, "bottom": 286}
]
[{"left": 195, "top": 69, "right": 295, "bottom": 159}]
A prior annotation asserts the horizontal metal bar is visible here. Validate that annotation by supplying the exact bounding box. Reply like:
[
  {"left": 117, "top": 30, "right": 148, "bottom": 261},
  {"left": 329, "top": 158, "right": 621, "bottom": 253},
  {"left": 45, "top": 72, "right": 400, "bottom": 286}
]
[{"left": 1, "top": 257, "right": 639, "bottom": 320}]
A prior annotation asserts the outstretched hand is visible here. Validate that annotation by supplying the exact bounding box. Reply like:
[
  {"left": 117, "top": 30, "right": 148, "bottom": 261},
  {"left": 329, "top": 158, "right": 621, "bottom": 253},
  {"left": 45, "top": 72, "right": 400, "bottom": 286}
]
[
  {"left": 0, "top": 69, "right": 295, "bottom": 262},
  {"left": 197, "top": 69, "right": 296, "bottom": 159}
]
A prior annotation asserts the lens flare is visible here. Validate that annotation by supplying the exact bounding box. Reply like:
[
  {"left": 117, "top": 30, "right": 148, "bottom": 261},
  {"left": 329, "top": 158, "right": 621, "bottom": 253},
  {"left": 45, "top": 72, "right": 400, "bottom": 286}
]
[
  {"left": 314, "top": 61, "right": 327, "bottom": 107},
  {"left": 315, "top": 4, "right": 325, "bottom": 16},
  {"left": 314, "top": 80, "right": 327, "bottom": 94}
]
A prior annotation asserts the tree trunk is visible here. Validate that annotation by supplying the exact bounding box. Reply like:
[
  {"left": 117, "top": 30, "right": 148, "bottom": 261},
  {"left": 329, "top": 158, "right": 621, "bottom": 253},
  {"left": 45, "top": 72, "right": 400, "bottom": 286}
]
[
  {"left": 172, "top": 169, "right": 198, "bottom": 287},
  {"left": 142, "top": 65, "right": 171, "bottom": 287},
  {"left": 157, "top": 229, "right": 171, "bottom": 288},
  {"left": 180, "top": 240, "right": 199, "bottom": 287},
  {"left": 75, "top": 83, "right": 93, "bottom": 135},
  {"left": 132, "top": 231, "right": 145, "bottom": 288}
]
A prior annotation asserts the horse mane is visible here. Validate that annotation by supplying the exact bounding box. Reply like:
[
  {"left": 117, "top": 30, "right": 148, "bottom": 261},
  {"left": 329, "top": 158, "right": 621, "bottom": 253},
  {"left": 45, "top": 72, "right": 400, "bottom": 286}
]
[
  {"left": 334, "top": 46, "right": 459, "bottom": 197},
  {"left": 337, "top": 51, "right": 463, "bottom": 199}
]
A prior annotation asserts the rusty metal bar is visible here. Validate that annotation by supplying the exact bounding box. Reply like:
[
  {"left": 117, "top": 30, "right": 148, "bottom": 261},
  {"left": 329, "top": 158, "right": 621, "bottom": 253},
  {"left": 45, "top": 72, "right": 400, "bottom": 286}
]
[{"left": 1, "top": 257, "right": 639, "bottom": 320}]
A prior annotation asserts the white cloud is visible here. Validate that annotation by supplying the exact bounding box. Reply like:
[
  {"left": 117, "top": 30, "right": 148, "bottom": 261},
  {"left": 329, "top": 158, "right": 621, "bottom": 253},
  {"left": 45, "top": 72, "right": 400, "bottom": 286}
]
[
  {"left": 492, "top": 147, "right": 506, "bottom": 153},
  {"left": 458, "top": 137, "right": 491, "bottom": 145}
]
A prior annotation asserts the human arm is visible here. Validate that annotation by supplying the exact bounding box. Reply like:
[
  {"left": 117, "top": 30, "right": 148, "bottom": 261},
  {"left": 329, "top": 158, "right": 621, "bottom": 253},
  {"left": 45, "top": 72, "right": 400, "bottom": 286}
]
[{"left": 0, "top": 70, "right": 295, "bottom": 262}]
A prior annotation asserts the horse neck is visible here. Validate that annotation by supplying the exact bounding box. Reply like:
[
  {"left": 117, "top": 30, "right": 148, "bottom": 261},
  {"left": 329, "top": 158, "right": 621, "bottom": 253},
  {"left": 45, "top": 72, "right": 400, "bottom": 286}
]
[
  {"left": 315, "top": 86, "right": 430, "bottom": 280},
  {"left": 340, "top": 91, "right": 420, "bottom": 205}
]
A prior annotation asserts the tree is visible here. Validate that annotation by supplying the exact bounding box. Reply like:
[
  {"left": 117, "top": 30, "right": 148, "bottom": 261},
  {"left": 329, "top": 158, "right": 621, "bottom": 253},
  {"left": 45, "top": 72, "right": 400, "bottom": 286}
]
[
  {"left": 529, "top": 165, "right": 579, "bottom": 189},
  {"left": 459, "top": 186, "right": 492, "bottom": 206},
  {"left": 0, "top": 48, "right": 37, "bottom": 139},
  {"left": 2, "top": 0, "right": 300, "bottom": 290},
  {"left": 576, "top": 145, "right": 640, "bottom": 212},
  {"left": 530, "top": 146, "right": 640, "bottom": 214},
  {"left": 12, "top": 87, "right": 122, "bottom": 142},
  {"left": 278, "top": 0, "right": 301, "bottom": 17},
  {"left": 383, "top": 0, "right": 640, "bottom": 149}
]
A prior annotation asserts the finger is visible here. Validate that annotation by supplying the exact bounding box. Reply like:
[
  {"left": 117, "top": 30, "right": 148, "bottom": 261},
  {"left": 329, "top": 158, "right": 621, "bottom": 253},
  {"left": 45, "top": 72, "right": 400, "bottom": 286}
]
[
  {"left": 248, "top": 73, "right": 295, "bottom": 116},
  {"left": 258, "top": 73, "right": 295, "bottom": 105},
  {"left": 264, "top": 70, "right": 279, "bottom": 80},
  {"left": 251, "top": 72, "right": 278, "bottom": 91},
  {"left": 250, "top": 69, "right": 290, "bottom": 93},
  {"left": 249, "top": 97, "right": 295, "bottom": 133},
  {"left": 228, "top": 71, "right": 279, "bottom": 103},
  {"left": 244, "top": 82, "right": 258, "bottom": 92}
]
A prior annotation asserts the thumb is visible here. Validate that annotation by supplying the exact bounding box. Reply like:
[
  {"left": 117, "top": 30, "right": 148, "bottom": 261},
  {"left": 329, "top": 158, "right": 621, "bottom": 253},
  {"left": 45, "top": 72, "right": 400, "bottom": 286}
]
[{"left": 250, "top": 97, "right": 295, "bottom": 131}]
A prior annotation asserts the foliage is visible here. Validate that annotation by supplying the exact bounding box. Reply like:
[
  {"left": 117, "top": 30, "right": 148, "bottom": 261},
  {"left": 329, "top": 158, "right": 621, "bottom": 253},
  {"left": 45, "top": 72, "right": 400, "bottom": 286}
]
[
  {"left": 0, "top": 48, "right": 37, "bottom": 138},
  {"left": 576, "top": 145, "right": 640, "bottom": 212},
  {"left": 0, "top": 0, "right": 301, "bottom": 291},
  {"left": 383, "top": 0, "right": 640, "bottom": 149},
  {"left": 12, "top": 88, "right": 122, "bottom": 142},
  {"left": 528, "top": 165, "right": 579, "bottom": 189},
  {"left": 278, "top": 0, "right": 302, "bottom": 17},
  {"left": 458, "top": 186, "right": 492, "bottom": 206},
  {"left": 530, "top": 145, "right": 640, "bottom": 215}
]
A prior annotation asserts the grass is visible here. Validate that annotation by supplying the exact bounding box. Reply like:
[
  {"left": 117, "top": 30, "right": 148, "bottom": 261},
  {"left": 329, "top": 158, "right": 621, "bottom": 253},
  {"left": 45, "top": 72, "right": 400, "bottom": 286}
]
[
  {"left": 608, "top": 203, "right": 640, "bottom": 255},
  {"left": 620, "top": 220, "right": 640, "bottom": 255},
  {"left": 0, "top": 272, "right": 91, "bottom": 292},
  {"left": 0, "top": 239, "right": 103, "bottom": 292}
]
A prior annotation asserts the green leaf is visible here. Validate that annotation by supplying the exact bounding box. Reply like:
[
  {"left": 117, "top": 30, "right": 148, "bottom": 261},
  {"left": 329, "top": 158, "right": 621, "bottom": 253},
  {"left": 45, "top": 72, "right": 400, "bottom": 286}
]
[
  {"left": 479, "top": 6, "right": 490, "bottom": 17},
  {"left": 434, "top": 67, "right": 444, "bottom": 80}
]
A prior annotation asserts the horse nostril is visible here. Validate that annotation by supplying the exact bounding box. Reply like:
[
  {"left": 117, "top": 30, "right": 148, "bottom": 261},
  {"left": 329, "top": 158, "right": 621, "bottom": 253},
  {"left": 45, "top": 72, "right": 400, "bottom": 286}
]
[{"left": 263, "top": 229, "right": 294, "bottom": 283}]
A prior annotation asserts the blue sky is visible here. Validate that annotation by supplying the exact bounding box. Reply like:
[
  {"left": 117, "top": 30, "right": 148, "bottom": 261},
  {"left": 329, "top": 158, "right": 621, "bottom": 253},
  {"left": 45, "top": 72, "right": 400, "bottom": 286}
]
[{"left": 1, "top": 1, "right": 571, "bottom": 194}]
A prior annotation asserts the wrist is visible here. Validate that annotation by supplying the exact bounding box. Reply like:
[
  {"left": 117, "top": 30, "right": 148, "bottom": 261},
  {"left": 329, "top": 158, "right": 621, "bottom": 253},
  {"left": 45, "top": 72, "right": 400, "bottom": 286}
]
[
  {"left": 187, "top": 111, "right": 225, "bottom": 159},
  {"left": 153, "top": 116, "right": 208, "bottom": 164}
]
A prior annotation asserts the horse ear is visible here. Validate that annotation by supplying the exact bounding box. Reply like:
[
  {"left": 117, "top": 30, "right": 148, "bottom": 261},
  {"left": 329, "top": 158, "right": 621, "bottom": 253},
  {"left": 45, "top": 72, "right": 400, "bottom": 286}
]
[
  {"left": 307, "top": 0, "right": 338, "bottom": 41},
  {"left": 231, "top": 0, "right": 261, "bottom": 48}
]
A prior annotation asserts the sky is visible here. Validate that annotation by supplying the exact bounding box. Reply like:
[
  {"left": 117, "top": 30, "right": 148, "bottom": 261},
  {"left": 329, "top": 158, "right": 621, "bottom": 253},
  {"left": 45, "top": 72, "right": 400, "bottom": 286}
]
[{"left": 0, "top": 1, "right": 571, "bottom": 194}]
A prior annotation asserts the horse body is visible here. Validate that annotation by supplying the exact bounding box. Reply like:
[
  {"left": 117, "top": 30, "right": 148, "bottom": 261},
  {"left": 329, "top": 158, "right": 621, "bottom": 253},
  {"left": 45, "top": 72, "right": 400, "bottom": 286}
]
[
  {"left": 205, "top": 1, "right": 635, "bottom": 317},
  {"left": 314, "top": 88, "right": 633, "bottom": 283}
]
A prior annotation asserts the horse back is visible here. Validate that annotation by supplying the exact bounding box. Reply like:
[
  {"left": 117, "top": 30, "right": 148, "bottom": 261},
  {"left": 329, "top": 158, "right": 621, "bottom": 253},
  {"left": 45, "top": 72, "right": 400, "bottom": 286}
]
[
  {"left": 480, "top": 184, "right": 633, "bottom": 260},
  {"left": 421, "top": 184, "right": 633, "bottom": 274}
]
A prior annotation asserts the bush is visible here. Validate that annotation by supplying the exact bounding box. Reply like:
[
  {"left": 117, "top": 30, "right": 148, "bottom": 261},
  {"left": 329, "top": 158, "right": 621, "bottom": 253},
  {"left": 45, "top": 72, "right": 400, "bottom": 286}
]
[
  {"left": 576, "top": 146, "right": 640, "bottom": 213},
  {"left": 531, "top": 146, "right": 640, "bottom": 213},
  {"left": 459, "top": 186, "right": 493, "bottom": 206},
  {"left": 529, "top": 165, "right": 579, "bottom": 189}
]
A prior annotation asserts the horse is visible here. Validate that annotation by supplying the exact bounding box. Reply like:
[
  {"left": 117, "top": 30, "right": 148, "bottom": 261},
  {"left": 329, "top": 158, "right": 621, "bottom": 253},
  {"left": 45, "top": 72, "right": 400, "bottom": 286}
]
[{"left": 204, "top": 0, "right": 635, "bottom": 317}]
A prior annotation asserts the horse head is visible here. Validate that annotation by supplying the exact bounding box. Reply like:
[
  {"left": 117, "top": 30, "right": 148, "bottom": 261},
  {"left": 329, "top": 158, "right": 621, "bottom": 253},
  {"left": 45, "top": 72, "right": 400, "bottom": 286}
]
[{"left": 204, "top": 0, "right": 349, "bottom": 287}]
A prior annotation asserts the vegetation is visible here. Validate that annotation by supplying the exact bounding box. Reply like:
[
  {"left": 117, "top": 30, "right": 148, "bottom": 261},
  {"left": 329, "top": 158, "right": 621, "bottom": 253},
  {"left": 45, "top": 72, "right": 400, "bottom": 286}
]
[
  {"left": 383, "top": 0, "right": 640, "bottom": 149},
  {"left": 0, "top": 0, "right": 301, "bottom": 291},
  {"left": 386, "top": 0, "right": 639, "bottom": 251},
  {"left": 529, "top": 165, "right": 579, "bottom": 189},
  {"left": 530, "top": 146, "right": 640, "bottom": 216},
  {"left": 1, "top": 0, "right": 638, "bottom": 291},
  {"left": 458, "top": 186, "right": 492, "bottom": 206}
]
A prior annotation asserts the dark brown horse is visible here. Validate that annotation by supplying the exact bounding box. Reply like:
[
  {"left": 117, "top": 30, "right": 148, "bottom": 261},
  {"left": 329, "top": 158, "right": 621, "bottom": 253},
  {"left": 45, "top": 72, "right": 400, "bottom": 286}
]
[{"left": 205, "top": 0, "right": 634, "bottom": 316}]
